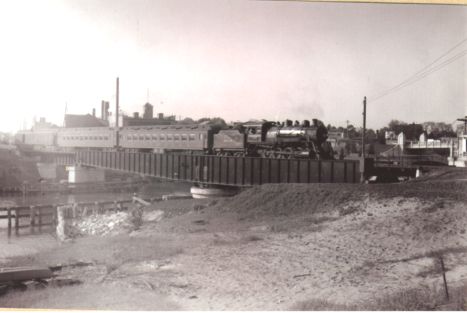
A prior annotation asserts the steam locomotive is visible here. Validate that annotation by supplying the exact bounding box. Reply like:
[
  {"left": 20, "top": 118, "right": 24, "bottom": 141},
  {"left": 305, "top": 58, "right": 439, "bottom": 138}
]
[
  {"left": 15, "top": 118, "right": 333, "bottom": 160},
  {"left": 214, "top": 119, "right": 332, "bottom": 159}
]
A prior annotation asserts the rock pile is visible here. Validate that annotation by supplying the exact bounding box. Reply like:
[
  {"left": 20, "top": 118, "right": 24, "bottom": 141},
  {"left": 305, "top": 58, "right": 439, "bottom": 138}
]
[{"left": 71, "top": 209, "right": 142, "bottom": 237}]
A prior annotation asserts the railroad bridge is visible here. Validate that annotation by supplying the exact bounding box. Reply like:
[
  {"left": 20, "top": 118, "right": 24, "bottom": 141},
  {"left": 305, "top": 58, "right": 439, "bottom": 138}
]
[
  {"left": 54, "top": 151, "right": 361, "bottom": 186},
  {"left": 47, "top": 149, "right": 451, "bottom": 187}
]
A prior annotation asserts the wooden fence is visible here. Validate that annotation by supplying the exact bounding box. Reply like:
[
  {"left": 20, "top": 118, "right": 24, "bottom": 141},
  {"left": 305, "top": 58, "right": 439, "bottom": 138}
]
[{"left": 0, "top": 197, "right": 160, "bottom": 237}]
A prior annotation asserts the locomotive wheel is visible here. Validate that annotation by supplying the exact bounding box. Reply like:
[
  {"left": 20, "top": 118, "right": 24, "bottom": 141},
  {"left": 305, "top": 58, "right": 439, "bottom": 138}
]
[
  {"left": 284, "top": 147, "right": 294, "bottom": 159},
  {"left": 272, "top": 148, "right": 282, "bottom": 159}
]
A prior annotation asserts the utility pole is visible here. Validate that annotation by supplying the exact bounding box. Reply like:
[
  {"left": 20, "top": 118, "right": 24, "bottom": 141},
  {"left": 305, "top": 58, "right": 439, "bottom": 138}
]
[
  {"left": 360, "top": 96, "right": 367, "bottom": 183},
  {"left": 457, "top": 115, "right": 467, "bottom": 133},
  {"left": 116, "top": 77, "right": 120, "bottom": 149},
  {"left": 346, "top": 120, "right": 349, "bottom": 138},
  {"left": 63, "top": 102, "right": 68, "bottom": 127}
]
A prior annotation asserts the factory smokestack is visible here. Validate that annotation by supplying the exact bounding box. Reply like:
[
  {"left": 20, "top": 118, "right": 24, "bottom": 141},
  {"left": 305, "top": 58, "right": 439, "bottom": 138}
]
[
  {"left": 116, "top": 77, "right": 119, "bottom": 128},
  {"left": 101, "top": 101, "right": 109, "bottom": 121}
]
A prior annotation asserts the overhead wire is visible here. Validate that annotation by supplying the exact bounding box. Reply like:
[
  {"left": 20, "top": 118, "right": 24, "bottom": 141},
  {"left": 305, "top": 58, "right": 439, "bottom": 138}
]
[
  {"left": 369, "top": 38, "right": 467, "bottom": 103},
  {"left": 370, "top": 49, "right": 467, "bottom": 102}
]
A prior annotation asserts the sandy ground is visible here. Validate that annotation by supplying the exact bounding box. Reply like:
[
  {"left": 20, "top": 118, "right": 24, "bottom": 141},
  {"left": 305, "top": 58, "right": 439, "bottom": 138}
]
[{"left": 1, "top": 169, "right": 467, "bottom": 310}]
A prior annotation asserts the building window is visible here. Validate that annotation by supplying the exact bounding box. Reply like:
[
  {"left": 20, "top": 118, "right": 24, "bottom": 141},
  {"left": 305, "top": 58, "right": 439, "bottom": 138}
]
[
  {"left": 181, "top": 134, "right": 188, "bottom": 141},
  {"left": 174, "top": 134, "right": 180, "bottom": 141},
  {"left": 152, "top": 134, "right": 158, "bottom": 140},
  {"left": 167, "top": 134, "right": 173, "bottom": 141},
  {"left": 160, "top": 134, "right": 165, "bottom": 140},
  {"left": 189, "top": 134, "right": 195, "bottom": 141}
]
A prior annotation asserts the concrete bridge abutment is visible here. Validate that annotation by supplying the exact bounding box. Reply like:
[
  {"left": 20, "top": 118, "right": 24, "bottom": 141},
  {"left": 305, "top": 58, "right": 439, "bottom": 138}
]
[
  {"left": 190, "top": 185, "right": 241, "bottom": 199},
  {"left": 66, "top": 165, "right": 105, "bottom": 183}
]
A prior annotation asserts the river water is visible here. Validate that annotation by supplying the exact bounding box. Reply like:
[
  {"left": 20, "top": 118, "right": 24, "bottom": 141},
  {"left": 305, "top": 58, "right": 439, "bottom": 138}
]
[{"left": 0, "top": 181, "right": 192, "bottom": 207}]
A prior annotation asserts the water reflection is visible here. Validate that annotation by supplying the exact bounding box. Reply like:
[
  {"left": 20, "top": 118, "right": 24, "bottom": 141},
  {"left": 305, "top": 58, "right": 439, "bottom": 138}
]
[{"left": 0, "top": 181, "right": 191, "bottom": 207}]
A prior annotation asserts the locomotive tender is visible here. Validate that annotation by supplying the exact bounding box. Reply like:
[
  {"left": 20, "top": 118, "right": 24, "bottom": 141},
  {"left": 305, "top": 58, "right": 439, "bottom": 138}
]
[{"left": 16, "top": 118, "right": 333, "bottom": 159}]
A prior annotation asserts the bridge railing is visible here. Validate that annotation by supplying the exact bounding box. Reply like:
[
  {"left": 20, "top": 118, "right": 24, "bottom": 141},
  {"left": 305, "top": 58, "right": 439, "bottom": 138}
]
[{"left": 62, "top": 151, "right": 360, "bottom": 186}]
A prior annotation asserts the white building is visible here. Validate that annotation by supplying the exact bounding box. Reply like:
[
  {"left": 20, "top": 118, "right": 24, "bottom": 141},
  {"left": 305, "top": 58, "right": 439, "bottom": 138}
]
[{"left": 454, "top": 132, "right": 467, "bottom": 167}]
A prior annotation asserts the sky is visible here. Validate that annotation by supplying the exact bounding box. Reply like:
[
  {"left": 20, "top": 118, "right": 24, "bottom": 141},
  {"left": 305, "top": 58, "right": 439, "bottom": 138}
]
[{"left": 0, "top": 0, "right": 465, "bottom": 132}]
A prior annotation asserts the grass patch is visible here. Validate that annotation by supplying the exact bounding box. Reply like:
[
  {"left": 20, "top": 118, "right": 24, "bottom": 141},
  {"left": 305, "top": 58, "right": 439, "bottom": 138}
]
[
  {"left": 292, "top": 299, "right": 356, "bottom": 310},
  {"left": 339, "top": 204, "right": 360, "bottom": 216},
  {"left": 292, "top": 284, "right": 466, "bottom": 311},
  {"left": 423, "top": 199, "right": 446, "bottom": 213}
]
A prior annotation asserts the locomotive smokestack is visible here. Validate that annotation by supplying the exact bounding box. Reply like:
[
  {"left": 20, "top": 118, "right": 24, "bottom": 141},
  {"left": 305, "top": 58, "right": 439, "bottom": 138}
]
[{"left": 92, "top": 108, "right": 96, "bottom": 117}]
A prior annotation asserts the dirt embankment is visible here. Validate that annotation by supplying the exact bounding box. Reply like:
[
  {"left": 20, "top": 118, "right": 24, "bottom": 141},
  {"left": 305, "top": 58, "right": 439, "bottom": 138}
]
[{"left": 1, "top": 170, "right": 467, "bottom": 310}]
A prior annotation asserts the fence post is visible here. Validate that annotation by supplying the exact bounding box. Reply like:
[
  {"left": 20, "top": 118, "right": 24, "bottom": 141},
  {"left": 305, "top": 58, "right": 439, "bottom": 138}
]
[
  {"left": 15, "top": 208, "right": 19, "bottom": 236},
  {"left": 56, "top": 206, "right": 67, "bottom": 242},
  {"left": 38, "top": 207, "right": 42, "bottom": 233},
  {"left": 72, "top": 203, "right": 76, "bottom": 219},
  {"left": 30, "top": 206, "right": 35, "bottom": 234},
  {"left": 7, "top": 207, "right": 11, "bottom": 238},
  {"left": 439, "top": 255, "right": 449, "bottom": 300}
]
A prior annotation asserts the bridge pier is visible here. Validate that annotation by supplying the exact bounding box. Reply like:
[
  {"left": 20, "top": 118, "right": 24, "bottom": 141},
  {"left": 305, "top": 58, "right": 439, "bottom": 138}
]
[
  {"left": 66, "top": 165, "right": 105, "bottom": 183},
  {"left": 415, "top": 168, "right": 421, "bottom": 178},
  {"left": 190, "top": 185, "right": 241, "bottom": 199},
  {"left": 36, "top": 163, "right": 58, "bottom": 180}
]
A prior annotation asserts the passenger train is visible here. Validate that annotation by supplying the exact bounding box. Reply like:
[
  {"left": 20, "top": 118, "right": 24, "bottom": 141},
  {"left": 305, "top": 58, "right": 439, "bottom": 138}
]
[{"left": 16, "top": 119, "right": 333, "bottom": 159}]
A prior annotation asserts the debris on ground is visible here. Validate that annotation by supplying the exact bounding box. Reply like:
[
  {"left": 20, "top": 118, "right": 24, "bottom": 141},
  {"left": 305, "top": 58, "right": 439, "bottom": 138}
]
[
  {"left": 70, "top": 210, "right": 141, "bottom": 237},
  {"left": 49, "top": 261, "right": 94, "bottom": 272},
  {"left": 162, "top": 193, "right": 193, "bottom": 201},
  {"left": 0, "top": 266, "right": 53, "bottom": 284},
  {"left": 0, "top": 266, "right": 82, "bottom": 297},
  {"left": 143, "top": 210, "right": 164, "bottom": 222}
]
